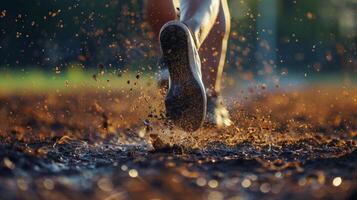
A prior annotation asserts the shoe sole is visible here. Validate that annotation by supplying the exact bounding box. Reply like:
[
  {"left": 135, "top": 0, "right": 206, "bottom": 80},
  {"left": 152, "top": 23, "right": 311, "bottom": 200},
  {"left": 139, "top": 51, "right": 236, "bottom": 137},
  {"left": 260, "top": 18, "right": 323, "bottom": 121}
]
[{"left": 160, "top": 23, "right": 206, "bottom": 132}]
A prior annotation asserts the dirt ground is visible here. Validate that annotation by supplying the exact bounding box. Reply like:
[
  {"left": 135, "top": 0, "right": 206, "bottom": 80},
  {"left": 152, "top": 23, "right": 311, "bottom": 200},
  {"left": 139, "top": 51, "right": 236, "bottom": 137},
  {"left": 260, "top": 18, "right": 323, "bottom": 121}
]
[{"left": 0, "top": 84, "right": 356, "bottom": 200}]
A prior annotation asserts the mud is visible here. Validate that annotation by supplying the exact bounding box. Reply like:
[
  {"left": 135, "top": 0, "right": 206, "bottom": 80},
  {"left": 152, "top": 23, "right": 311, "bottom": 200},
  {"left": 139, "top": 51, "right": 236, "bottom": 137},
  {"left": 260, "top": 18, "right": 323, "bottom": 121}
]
[{"left": 0, "top": 86, "right": 356, "bottom": 200}]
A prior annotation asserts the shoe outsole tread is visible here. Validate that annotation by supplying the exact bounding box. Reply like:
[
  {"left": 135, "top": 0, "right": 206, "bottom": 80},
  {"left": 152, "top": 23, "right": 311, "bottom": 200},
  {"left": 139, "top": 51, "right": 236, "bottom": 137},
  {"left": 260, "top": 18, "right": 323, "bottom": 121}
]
[{"left": 160, "top": 23, "right": 206, "bottom": 132}]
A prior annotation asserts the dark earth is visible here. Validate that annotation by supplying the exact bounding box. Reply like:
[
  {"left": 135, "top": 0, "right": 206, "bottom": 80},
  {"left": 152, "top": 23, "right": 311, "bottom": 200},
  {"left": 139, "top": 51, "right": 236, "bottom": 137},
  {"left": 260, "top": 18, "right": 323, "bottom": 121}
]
[{"left": 0, "top": 84, "right": 356, "bottom": 200}]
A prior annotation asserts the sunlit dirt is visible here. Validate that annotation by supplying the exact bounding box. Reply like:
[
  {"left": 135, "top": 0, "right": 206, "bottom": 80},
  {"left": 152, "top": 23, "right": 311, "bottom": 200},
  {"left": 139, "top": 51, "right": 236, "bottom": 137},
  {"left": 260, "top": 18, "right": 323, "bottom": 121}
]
[{"left": 0, "top": 85, "right": 356, "bottom": 200}]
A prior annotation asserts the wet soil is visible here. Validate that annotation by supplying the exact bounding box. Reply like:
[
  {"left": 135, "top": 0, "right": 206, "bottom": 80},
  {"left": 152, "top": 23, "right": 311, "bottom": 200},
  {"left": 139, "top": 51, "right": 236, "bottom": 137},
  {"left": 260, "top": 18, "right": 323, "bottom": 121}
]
[{"left": 0, "top": 86, "right": 356, "bottom": 200}]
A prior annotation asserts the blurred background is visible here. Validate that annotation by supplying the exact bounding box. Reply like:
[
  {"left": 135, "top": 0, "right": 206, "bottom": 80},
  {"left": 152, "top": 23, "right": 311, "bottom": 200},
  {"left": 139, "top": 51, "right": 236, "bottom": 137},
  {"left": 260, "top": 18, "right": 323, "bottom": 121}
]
[{"left": 0, "top": 0, "right": 356, "bottom": 92}]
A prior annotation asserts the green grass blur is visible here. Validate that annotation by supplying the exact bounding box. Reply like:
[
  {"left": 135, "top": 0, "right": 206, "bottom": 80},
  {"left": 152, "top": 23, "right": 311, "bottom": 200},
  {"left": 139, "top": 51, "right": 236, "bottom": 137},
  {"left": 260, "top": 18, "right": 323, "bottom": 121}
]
[{"left": 0, "top": 65, "right": 154, "bottom": 94}]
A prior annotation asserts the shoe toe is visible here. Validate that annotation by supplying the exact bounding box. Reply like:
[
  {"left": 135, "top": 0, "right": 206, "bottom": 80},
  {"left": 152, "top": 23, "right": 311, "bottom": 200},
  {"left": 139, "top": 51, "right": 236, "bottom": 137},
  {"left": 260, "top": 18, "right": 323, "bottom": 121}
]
[
  {"left": 206, "top": 105, "right": 233, "bottom": 128},
  {"left": 205, "top": 95, "right": 233, "bottom": 128}
]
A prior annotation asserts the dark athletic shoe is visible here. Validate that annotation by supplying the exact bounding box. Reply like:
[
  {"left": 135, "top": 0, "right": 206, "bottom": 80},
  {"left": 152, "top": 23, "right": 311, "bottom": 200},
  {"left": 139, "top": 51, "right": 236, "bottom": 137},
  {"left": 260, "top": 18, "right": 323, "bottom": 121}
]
[
  {"left": 159, "top": 21, "right": 207, "bottom": 132},
  {"left": 205, "top": 93, "right": 233, "bottom": 128}
]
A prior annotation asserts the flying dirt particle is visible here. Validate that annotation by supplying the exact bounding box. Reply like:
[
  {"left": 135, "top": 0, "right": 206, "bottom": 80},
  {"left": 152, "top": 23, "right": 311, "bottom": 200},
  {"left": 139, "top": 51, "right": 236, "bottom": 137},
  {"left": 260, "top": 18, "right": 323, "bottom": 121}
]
[
  {"left": 261, "top": 83, "right": 267, "bottom": 90},
  {"left": 317, "top": 171, "right": 326, "bottom": 184},
  {"left": 78, "top": 55, "right": 86, "bottom": 62},
  {"left": 138, "top": 128, "right": 146, "bottom": 138},
  {"left": 55, "top": 67, "right": 61, "bottom": 74},
  {"left": 0, "top": 10, "right": 6, "bottom": 18},
  {"left": 117, "top": 71, "right": 122, "bottom": 77},
  {"left": 92, "top": 74, "right": 97, "bottom": 81},
  {"left": 143, "top": 119, "right": 150, "bottom": 126},
  {"left": 306, "top": 11, "right": 314, "bottom": 20},
  {"left": 127, "top": 80, "right": 130, "bottom": 84},
  {"left": 136, "top": 74, "right": 140, "bottom": 79},
  {"left": 97, "top": 64, "right": 105, "bottom": 75},
  {"left": 149, "top": 133, "right": 167, "bottom": 151},
  {"left": 55, "top": 135, "right": 75, "bottom": 145},
  {"left": 350, "top": 131, "right": 357, "bottom": 137},
  {"left": 143, "top": 119, "right": 152, "bottom": 132},
  {"left": 3, "top": 157, "right": 15, "bottom": 169},
  {"left": 36, "top": 146, "right": 49, "bottom": 157},
  {"left": 166, "top": 162, "right": 176, "bottom": 168}
]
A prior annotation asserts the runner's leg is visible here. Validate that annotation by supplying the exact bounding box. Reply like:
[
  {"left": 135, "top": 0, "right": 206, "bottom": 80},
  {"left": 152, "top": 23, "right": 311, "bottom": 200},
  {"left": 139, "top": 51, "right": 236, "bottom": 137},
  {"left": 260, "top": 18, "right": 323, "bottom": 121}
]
[{"left": 199, "top": 0, "right": 230, "bottom": 93}]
